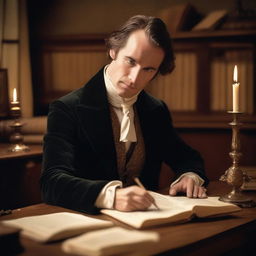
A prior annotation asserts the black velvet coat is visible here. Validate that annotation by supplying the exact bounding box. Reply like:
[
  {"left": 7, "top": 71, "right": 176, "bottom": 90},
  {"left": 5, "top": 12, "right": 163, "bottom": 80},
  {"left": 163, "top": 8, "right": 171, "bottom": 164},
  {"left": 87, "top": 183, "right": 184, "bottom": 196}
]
[{"left": 41, "top": 67, "right": 208, "bottom": 214}]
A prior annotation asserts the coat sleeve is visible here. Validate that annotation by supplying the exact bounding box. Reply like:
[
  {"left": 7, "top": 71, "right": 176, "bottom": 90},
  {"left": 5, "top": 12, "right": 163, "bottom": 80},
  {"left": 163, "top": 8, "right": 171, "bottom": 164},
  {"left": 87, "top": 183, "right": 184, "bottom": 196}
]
[
  {"left": 159, "top": 101, "right": 209, "bottom": 185},
  {"left": 40, "top": 100, "right": 109, "bottom": 214}
]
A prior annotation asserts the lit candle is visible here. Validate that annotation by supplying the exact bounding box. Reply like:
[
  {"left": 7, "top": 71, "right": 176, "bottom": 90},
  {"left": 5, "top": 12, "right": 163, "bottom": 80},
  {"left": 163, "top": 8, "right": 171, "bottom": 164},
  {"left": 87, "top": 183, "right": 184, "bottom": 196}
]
[
  {"left": 232, "top": 65, "right": 239, "bottom": 112},
  {"left": 12, "top": 88, "right": 19, "bottom": 104},
  {"left": 10, "top": 88, "right": 21, "bottom": 115}
]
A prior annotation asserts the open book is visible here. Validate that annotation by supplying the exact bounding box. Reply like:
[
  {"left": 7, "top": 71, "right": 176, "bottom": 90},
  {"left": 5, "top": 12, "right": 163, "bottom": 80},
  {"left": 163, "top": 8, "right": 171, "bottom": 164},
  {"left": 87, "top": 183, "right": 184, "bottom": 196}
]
[
  {"left": 101, "top": 192, "right": 241, "bottom": 229},
  {"left": 1, "top": 212, "right": 113, "bottom": 243},
  {"left": 62, "top": 227, "right": 159, "bottom": 256}
]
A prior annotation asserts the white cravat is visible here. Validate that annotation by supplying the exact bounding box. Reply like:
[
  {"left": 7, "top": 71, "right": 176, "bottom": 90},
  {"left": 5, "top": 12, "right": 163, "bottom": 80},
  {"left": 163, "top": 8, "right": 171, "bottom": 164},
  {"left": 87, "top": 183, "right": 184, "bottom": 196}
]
[
  {"left": 104, "top": 66, "right": 138, "bottom": 143},
  {"left": 119, "top": 102, "right": 136, "bottom": 142}
]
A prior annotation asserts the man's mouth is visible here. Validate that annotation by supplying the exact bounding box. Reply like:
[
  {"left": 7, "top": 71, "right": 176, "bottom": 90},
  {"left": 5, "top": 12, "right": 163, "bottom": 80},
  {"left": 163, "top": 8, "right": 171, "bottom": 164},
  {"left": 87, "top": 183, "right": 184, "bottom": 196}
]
[{"left": 120, "top": 81, "right": 135, "bottom": 90}]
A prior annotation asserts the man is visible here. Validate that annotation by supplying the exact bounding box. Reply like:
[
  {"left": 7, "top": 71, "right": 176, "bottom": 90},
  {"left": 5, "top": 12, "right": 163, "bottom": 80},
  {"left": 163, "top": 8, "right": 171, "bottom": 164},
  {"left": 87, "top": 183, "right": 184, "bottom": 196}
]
[{"left": 41, "top": 15, "right": 208, "bottom": 214}]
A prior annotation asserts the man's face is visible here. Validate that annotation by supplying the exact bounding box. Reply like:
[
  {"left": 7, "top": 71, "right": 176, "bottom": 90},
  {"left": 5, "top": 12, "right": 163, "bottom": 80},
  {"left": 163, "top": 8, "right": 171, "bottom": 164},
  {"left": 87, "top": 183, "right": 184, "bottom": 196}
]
[{"left": 107, "top": 29, "right": 164, "bottom": 98}]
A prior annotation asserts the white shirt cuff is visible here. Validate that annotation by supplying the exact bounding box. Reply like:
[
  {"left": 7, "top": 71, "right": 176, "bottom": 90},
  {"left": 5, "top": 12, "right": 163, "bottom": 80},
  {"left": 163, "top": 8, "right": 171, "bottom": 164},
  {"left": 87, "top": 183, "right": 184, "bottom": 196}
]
[
  {"left": 170, "top": 172, "right": 204, "bottom": 188},
  {"left": 95, "top": 181, "right": 123, "bottom": 209}
]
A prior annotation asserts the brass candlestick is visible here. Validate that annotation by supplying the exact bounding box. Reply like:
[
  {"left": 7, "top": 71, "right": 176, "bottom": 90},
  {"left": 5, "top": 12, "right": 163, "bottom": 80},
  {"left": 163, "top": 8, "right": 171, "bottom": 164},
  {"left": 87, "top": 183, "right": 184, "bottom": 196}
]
[
  {"left": 219, "top": 111, "right": 254, "bottom": 207},
  {"left": 8, "top": 101, "right": 30, "bottom": 152}
]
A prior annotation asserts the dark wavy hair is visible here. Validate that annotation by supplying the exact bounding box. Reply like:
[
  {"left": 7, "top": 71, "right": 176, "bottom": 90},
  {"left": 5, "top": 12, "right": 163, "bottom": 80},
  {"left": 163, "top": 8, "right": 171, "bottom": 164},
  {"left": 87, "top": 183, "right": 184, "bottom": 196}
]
[{"left": 105, "top": 15, "right": 175, "bottom": 75}]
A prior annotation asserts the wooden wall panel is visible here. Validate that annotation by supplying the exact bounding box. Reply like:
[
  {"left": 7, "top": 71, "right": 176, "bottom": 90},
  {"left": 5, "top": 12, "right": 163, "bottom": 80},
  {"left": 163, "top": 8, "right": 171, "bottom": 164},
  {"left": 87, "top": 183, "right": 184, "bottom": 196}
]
[{"left": 177, "top": 128, "right": 256, "bottom": 181}]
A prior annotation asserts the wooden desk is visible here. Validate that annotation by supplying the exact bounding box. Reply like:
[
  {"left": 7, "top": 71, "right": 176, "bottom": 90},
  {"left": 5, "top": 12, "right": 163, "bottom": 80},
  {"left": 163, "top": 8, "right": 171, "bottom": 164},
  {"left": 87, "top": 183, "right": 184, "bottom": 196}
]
[
  {"left": 0, "top": 144, "right": 43, "bottom": 209},
  {"left": 0, "top": 181, "right": 256, "bottom": 256},
  {"left": 0, "top": 144, "right": 42, "bottom": 160}
]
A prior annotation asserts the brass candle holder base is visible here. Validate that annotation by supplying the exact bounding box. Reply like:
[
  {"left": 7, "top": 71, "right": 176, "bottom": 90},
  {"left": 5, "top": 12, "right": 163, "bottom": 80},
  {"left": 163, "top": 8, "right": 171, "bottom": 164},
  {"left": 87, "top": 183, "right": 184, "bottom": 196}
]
[
  {"left": 219, "top": 111, "right": 255, "bottom": 208},
  {"left": 219, "top": 171, "right": 255, "bottom": 208},
  {"left": 219, "top": 191, "right": 254, "bottom": 208},
  {"left": 8, "top": 119, "right": 30, "bottom": 152},
  {"left": 8, "top": 104, "right": 30, "bottom": 152},
  {"left": 8, "top": 143, "right": 30, "bottom": 153}
]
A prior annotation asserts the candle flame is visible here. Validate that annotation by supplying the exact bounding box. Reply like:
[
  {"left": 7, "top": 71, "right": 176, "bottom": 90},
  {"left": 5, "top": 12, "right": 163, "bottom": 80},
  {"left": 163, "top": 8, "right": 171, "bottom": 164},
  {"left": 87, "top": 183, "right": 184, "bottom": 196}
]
[
  {"left": 233, "top": 65, "right": 238, "bottom": 82},
  {"left": 13, "top": 88, "right": 18, "bottom": 103}
]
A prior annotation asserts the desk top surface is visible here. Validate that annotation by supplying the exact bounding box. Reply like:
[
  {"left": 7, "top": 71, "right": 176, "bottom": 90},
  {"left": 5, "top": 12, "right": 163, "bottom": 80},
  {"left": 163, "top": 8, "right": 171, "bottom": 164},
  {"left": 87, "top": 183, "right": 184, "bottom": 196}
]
[
  {"left": 0, "top": 144, "right": 42, "bottom": 160},
  {"left": 1, "top": 181, "right": 256, "bottom": 256}
]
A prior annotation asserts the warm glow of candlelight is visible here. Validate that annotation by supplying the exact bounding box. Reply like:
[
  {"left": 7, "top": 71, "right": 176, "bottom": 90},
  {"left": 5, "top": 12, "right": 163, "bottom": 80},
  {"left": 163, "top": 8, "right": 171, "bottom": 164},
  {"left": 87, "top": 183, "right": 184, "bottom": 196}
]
[
  {"left": 233, "top": 65, "right": 238, "bottom": 82},
  {"left": 12, "top": 88, "right": 19, "bottom": 104},
  {"left": 232, "top": 65, "right": 239, "bottom": 112}
]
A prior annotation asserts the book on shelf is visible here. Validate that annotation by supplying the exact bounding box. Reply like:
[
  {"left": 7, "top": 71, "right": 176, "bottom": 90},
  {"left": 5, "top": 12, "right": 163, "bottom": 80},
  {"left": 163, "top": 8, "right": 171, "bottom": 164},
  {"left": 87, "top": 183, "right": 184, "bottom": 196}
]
[
  {"left": 1, "top": 212, "right": 113, "bottom": 243},
  {"left": 101, "top": 192, "right": 241, "bottom": 229},
  {"left": 192, "top": 10, "right": 228, "bottom": 31},
  {"left": 221, "top": 15, "right": 256, "bottom": 30},
  {"left": 158, "top": 3, "right": 201, "bottom": 34},
  {"left": 62, "top": 227, "right": 159, "bottom": 256}
]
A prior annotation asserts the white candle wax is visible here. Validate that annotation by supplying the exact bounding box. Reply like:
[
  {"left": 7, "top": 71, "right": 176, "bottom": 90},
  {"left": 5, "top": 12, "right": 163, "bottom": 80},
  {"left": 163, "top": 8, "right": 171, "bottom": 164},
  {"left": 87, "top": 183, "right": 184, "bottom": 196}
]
[
  {"left": 11, "top": 88, "right": 19, "bottom": 104},
  {"left": 232, "top": 83, "right": 239, "bottom": 112},
  {"left": 232, "top": 65, "right": 239, "bottom": 112}
]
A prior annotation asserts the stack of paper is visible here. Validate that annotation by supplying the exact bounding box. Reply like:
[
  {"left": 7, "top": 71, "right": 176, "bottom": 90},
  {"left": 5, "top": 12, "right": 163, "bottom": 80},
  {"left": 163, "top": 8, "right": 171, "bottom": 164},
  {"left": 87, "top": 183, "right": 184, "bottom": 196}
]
[
  {"left": 62, "top": 227, "right": 159, "bottom": 256},
  {"left": 1, "top": 212, "right": 113, "bottom": 243}
]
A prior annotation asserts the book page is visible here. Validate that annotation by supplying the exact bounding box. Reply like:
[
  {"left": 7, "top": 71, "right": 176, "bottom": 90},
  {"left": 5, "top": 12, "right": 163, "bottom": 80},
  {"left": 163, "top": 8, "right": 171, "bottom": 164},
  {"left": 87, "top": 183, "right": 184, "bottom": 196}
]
[
  {"left": 150, "top": 192, "right": 240, "bottom": 217},
  {"left": 101, "top": 193, "right": 193, "bottom": 228},
  {"left": 101, "top": 193, "right": 241, "bottom": 229},
  {"left": 62, "top": 227, "right": 159, "bottom": 256},
  {"left": 2, "top": 212, "right": 113, "bottom": 243},
  {"left": 190, "top": 197, "right": 241, "bottom": 217}
]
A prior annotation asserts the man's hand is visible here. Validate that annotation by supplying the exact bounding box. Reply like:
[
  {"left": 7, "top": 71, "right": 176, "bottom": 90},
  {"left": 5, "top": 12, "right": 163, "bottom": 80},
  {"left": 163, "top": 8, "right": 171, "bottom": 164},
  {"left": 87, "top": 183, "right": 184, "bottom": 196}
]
[
  {"left": 114, "top": 186, "right": 155, "bottom": 211},
  {"left": 169, "top": 176, "right": 207, "bottom": 198}
]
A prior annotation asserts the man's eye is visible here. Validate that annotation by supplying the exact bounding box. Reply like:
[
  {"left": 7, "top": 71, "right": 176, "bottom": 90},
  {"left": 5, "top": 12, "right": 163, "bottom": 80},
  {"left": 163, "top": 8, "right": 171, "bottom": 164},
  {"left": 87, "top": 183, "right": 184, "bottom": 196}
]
[
  {"left": 144, "top": 68, "right": 155, "bottom": 73},
  {"left": 125, "top": 58, "right": 135, "bottom": 66}
]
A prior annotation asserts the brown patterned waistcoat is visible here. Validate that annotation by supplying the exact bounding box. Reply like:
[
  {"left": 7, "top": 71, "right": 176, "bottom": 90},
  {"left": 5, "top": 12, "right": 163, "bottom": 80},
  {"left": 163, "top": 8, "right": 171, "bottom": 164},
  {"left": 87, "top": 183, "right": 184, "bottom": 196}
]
[{"left": 109, "top": 106, "right": 145, "bottom": 187}]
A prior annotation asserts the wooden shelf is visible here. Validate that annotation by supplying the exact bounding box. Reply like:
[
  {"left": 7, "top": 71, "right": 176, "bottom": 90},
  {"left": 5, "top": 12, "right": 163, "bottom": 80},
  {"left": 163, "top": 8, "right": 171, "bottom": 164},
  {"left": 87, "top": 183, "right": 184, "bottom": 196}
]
[
  {"left": 173, "top": 29, "right": 256, "bottom": 40},
  {"left": 173, "top": 113, "right": 256, "bottom": 130},
  {"left": 38, "top": 29, "right": 256, "bottom": 42}
]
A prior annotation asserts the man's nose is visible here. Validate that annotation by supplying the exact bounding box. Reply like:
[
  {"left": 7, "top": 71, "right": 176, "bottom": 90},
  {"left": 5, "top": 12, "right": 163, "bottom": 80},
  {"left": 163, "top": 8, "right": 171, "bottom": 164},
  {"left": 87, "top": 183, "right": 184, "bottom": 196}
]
[{"left": 128, "top": 67, "right": 141, "bottom": 84}]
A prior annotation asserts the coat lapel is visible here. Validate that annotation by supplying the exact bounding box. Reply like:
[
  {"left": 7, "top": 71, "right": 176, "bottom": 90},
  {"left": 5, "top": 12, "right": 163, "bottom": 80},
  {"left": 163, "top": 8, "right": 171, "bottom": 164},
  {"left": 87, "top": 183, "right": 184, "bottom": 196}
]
[
  {"left": 75, "top": 69, "right": 117, "bottom": 172},
  {"left": 136, "top": 90, "right": 160, "bottom": 133},
  {"left": 136, "top": 91, "right": 162, "bottom": 159}
]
